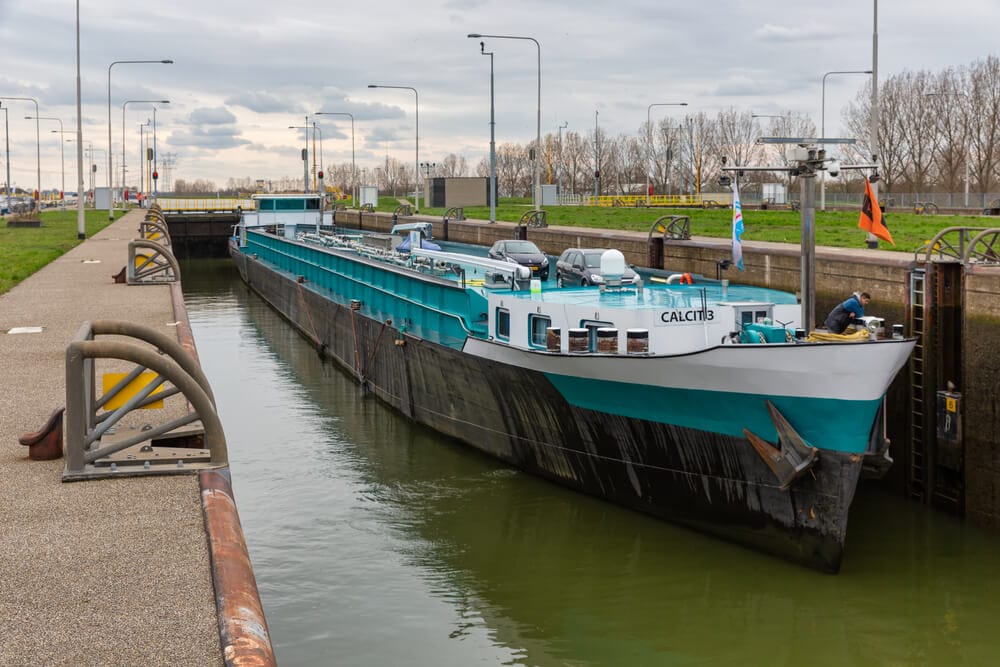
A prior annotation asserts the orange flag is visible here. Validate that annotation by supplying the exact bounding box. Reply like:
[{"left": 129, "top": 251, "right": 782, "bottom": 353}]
[{"left": 858, "top": 177, "right": 894, "bottom": 245}]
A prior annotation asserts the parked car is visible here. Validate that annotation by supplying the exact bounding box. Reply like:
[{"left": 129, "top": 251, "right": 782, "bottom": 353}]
[
  {"left": 555, "top": 248, "right": 639, "bottom": 287},
  {"left": 487, "top": 239, "right": 549, "bottom": 280}
]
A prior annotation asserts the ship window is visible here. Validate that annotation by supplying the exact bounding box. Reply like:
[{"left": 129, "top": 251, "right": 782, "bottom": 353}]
[
  {"left": 496, "top": 308, "right": 510, "bottom": 340},
  {"left": 528, "top": 314, "right": 551, "bottom": 348},
  {"left": 581, "top": 319, "right": 614, "bottom": 352},
  {"left": 258, "top": 199, "right": 275, "bottom": 211},
  {"left": 306, "top": 198, "right": 320, "bottom": 210},
  {"left": 276, "top": 198, "right": 305, "bottom": 210},
  {"left": 740, "top": 309, "right": 771, "bottom": 326}
]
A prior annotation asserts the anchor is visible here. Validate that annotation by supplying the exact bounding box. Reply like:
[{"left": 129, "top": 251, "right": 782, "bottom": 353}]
[{"left": 743, "top": 400, "right": 818, "bottom": 490}]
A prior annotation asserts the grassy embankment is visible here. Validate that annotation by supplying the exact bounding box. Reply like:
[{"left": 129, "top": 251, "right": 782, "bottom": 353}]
[
  {"left": 0, "top": 209, "right": 121, "bottom": 295},
  {"left": 380, "top": 196, "right": 992, "bottom": 254}
]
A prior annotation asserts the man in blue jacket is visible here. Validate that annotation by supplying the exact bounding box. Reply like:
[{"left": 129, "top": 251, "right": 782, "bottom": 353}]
[{"left": 824, "top": 292, "right": 871, "bottom": 333}]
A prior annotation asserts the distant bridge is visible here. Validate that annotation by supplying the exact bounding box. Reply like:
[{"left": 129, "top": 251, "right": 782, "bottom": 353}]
[
  {"left": 155, "top": 197, "right": 256, "bottom": 212},
  {"left": 153, "top": 199, "right": 248, "bottom": 258}
]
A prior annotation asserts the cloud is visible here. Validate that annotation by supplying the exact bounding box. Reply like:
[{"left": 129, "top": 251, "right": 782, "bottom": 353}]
[
  {"left": 754, "top": 22, "right": 837, "bottom": 43},
  {"left": 166, "top": 106, "right": 249, "bottom": 150},
  {"left": 226, "top": 92, "right": 305, "bottom": 114}
]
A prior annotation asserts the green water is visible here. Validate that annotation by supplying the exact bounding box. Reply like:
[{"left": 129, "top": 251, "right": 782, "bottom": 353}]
[{"left": 182, "top": 259, "right": 1000, "bottom": 667}]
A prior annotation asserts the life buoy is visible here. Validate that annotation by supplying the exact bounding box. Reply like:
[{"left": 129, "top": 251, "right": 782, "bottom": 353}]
[{"left": 666, "top": 272, "right": 693, "bottom": 285}]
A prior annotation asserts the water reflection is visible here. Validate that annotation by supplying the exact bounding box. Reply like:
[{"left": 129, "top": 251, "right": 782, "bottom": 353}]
[{"left": 182, "top": 259, "right": 1000, "bottom": 666}]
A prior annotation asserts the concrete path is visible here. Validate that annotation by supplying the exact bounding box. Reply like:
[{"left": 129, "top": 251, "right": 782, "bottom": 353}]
[{"left": 0, "top": 211, "right": 224, "bottom": 666}]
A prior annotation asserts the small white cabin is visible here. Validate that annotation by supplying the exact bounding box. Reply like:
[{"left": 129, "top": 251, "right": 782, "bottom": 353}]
[{"left": 241, "top": 194, "right": 324, "bottom": 237}]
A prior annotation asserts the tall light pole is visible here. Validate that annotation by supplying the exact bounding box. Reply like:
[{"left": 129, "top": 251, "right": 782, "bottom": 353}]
[
  {"left": 314, "top": 111, "right": 356, "bottom": 204},
  {"left": 288, "top": 121, "right": 316, "bottom": 193},
  {"left": 925, "top": 91, "right": 970, "bottom": 208},
  {"left": 594, "top": 110, "right": 600, "bottom": 198},
  {"left": 473, "top": 41, "right": 498, "bottom": 223},
  {"left": 468, "top": 33, "right": 540, "bottom": 212},
  {"left": 868, "top": 0, "right": 880, "bottom": 248},
  {"left": 75, "top": 0, "right": 85, "bottom": 236},
  {"left": 820, "top": 69, "right": 871, "bottom": 210},
  {"left": 107, "top": 59, "right": 172, "bottom": 217},
  {"left": 557, "top": 121, "right": 567, "bottom": 202},
  {"left": 0, "top": 104, "right": 10, "bottom": 207},
  {"left": 368, "top": 84, "right": 420, "bottom": 211},
  {"left": 645, "top": 102, "right": 687, "bottom": 206},
  {"left": 28, "top": 116, "right": 64, "bottom": 207},
  {"left": 123, "top": 100, "right": 168, "bottom": 206},
  {"left": 0, "top": 96, "right": 40, "bottom": 208},
  {"left": 138, "top": 121, "right": 150, "bottom": 203}
]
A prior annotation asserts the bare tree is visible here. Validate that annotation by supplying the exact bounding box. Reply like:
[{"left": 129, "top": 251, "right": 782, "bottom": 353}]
[{"left": 440, "top": 153, "right": 468, "bottom": 178}]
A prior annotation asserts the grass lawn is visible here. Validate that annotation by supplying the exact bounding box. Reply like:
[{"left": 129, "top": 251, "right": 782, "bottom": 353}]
[
  {"left": 378, "top": 196, "right": 997, "bottom": 254},
  {"left": 0, "top": 209, "right": 122, "bottom": 295}
]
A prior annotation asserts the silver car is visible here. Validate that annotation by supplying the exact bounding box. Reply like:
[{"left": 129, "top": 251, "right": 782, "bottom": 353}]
[{"left": 555, "top": 247, "right": 638, "bottom": 287}]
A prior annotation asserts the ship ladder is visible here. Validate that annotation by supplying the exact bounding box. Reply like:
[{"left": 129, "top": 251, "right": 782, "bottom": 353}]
[{"left": 908, "top": 268, "right": 927, "bottom": 502}]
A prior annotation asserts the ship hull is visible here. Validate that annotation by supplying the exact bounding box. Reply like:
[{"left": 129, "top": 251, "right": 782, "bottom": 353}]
[{"left": 232, "top": 240, "right": 867, "bottom": 572}]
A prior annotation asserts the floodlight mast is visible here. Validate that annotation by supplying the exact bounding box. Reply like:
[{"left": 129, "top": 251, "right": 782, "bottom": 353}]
[{"left": 722, "top": 138, "right": 870, "bottom": 332}]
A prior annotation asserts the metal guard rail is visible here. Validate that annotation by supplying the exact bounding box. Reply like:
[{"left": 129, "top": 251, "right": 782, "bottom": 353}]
[
  {"left": 64, "top": 319, "right": 226, "bottom": 481},
  {"left": 914, "top": 226, "right": 990, "bottom": 264},
  {"left": 128, "top": 239, "right": 181, "bottom": 284}
]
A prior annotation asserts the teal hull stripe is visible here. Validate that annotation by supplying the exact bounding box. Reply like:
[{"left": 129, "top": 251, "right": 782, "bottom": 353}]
[{"left": 544, "top": 373, "right": 881, "bottom": 454}]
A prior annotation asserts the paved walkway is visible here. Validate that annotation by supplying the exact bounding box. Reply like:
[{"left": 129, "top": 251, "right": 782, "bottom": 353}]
[{"left": 0, "top": 211, "right": 223, "bottom": 666}]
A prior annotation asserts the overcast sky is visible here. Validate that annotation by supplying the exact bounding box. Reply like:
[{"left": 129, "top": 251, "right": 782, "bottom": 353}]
[{"left": 1, "top": 0, "right": 997, "bottom": 191}]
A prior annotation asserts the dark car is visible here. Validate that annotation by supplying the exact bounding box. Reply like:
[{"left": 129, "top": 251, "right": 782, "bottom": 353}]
[
  {"left": 555, "top": 248, "right": 639, "bottom": 287},
  {"left": 487, "top": 239, "right": 549, "bottom": 280}
]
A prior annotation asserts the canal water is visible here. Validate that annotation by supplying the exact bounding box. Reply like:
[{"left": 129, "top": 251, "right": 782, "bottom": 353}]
[{"left": 182, "top": 259, "right": 1000, "bottom": 666}]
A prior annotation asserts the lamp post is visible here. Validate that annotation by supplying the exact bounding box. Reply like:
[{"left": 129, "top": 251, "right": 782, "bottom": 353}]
[
  {"left": 122, "top": 100, "right": 168, "bottom": 207},
  {"left": 313, "top": 122, "right": 324, "bottom": 193},
  {"left": 0, "top": 104, "right": 9, "bottom": 208},
  {"left": 28, "top": 116, "right": 64, "bottom": 207},
  {"left": 107, "top": 59, "right": 172, "bottom": 217},
  {"left": 138, "top": 121, "right": 150, "bottom": 204},
  {"left": 868, "top": 0, "right": 880, "bottom": 247},
  {"left": 288, "top": 121, "right": 316, "bottom": 193},
  {"left": 0, "top": 96, "right": 40, "bottom": 208},
  {"left": 645, "top": 102, "right": 687, "bottom": 206},
  {"left": 314, "top": 111, "right": 356, "bottom": 204},
  {"left": 820, "top": 69, "right": 871, "bottom": 210},
  {"left": 368, "top": 84, "right": 420, "bottom": 211},
  {"left": 472, "top": 41, "right": 498, "bottom": 222},
  {"left": 468, "top": 33, "right": 540, "bottom": 211},
  {"left": 557, "top": 121, "right": 567, "bottom": 202},
  {"left": 594, "top": 110, "right": 600, "bottom": 198},
  {"left": 75, "top": 0, "right": 84, "bottom": 236},
  {"left": 926, "top": 91, "right": 970, "bottom": 207}
]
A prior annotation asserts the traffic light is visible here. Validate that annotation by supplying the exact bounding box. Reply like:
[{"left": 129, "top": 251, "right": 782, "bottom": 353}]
[
  {"left": 152, "top": 171, "right": 158, "bottom": 181},
  {"left": 318, "top": 171, "right": 324, "bottom": 179}
]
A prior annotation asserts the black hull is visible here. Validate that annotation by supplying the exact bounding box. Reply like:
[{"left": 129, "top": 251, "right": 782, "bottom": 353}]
[{"left": 232, "top": 245, "right": 863, "bottom": 572}]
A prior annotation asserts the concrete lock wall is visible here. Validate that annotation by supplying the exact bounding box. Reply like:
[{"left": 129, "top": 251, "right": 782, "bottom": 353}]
[{"left": 331, "top": 209, "right": 1000, "bottom": 528}]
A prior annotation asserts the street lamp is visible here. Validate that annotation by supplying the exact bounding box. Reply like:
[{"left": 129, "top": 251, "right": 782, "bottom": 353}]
[
  {"left": 314, "top": 111, "right": 356, "bottom": 204},
  {"left": 288, "top": 121, "right": 316, "bottom": 192},
  {"left": 473, "top": 41, "right": 498, "bottom": 223},
  {"left": 107, "top": 59, "right": 172, "bottom": 217},
  {"left": 468, "top": 33, "right": 541, "bottom": 211},
  {"left": 75, "top": 0, "right": 84, "bottom": 237},
  {"left": 0, "top": 104, "right": 10, "bottom": 208},
  {"left": 869, "top": 0, "right": 880, "bottom": 247},
  {"left": 820, "top": 69, "right": 871, "bottom": 210},
  {"left": 123, "top": 100, "right": 168, "bottom": 206},
  {"left": 28, "top": 116, "right": 64, "bottom": 207},
  {"left": 0, "top": 96, "right": 39, "bottom": 208},
  {"left": 645, "top": 102, "right": 688, "bottom": 206},
  {"left": 138, "top": 121, "right": 150, "bottom": 202},
  {"left": 368, "top": 84, "right": 420, "bottom": 211},
  {"left": 926, "top": 91, "right": 970, "bottom": 207},
  {"left": 557, "top": 121, "right": 567, "bottom": 202}
]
